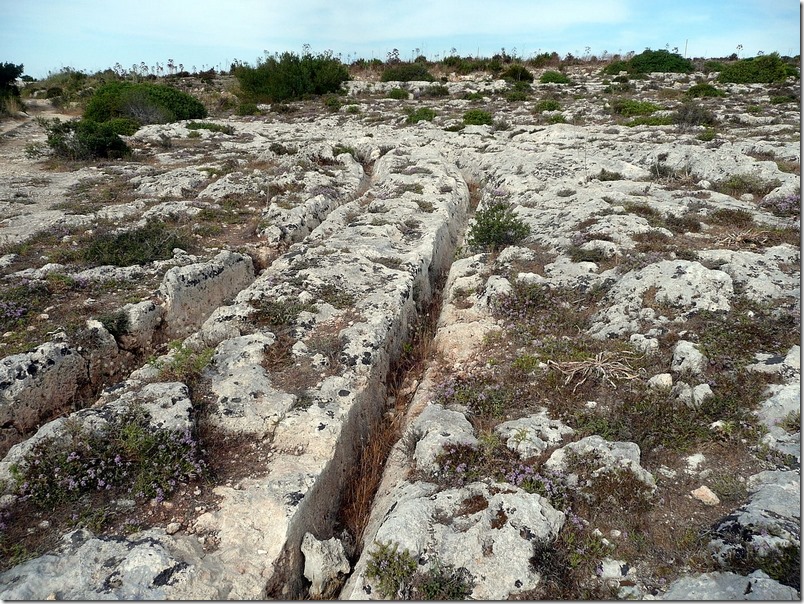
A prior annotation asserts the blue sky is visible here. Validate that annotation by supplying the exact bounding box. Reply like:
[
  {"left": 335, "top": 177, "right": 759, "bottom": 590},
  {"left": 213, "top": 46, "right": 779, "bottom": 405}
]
[{"left": 2, "top": 0, "right": 800, "bottom": 79}]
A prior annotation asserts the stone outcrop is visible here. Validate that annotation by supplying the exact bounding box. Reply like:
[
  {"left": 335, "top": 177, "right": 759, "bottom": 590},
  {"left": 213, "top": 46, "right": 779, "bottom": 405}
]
[{"left": 0, "top": 66, "right": 799, "bottom": 600}]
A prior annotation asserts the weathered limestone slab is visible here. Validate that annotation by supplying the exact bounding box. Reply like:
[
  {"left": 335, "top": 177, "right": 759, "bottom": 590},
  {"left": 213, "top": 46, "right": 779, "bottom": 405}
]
[{"left": 159, "top": 250, "right": 255, "bottom": 338}]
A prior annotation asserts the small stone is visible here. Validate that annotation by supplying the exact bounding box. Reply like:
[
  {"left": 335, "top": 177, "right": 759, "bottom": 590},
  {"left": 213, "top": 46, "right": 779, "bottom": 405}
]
[
  {"left": 38, "top": 520, "right": 50, "bottom": 529},
  {"left": 691, "top": 485, "right": 720, "bottom": 506},
  {"left": 166, "top": 522, "right": 181, "bottom": 535},
  {"left": 37, "top": 313, "right": 49, "bottom": 320},
  {"left": 610, "top": 529, "right": 622, "bottom": 538},
  {"left": 647, "top": 373, "right": 673, "bottom": 389}
]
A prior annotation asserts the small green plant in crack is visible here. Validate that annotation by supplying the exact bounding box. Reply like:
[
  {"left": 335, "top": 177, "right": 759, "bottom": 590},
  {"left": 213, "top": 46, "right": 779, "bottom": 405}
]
[
  {"left": 251, "top": 299, "right": 318, "bottom": 330},
  {"left": 778, "top": 410, "right": 800, "bottom": 433},
  {"left": 534, "top": 98, "right": 561, "bottom": 112},
  {"left": 462, "top": 108, "right": 493, "bottom": 126},
  {"left": 596, "top": 168, "right": 623, "bottom": 181},
  {"left": 156, "top": 342, "right": 215, "bottom": 383},
  {"left": 467, "top": 201, "right": 530, "bottom": 252},
  {"left": 98, "top": 309, "right": 130, "bottom": 338},
  {"left": 709, "top": 474, "right": 748, "bottom": 503},
  {"left": 527, "top": 516, "right": 617, "bottom": 600},
  {"left": 707, "top": 207, "right": 754, "bottom": 228},
  {"left": 387, "top": 87, "right": 409, "bottom": 99},
  {"left": 713, "top": 174, "right": 781, "bottom": 198},
  {"left": 434, "top": 374, "right": 513, "bottom": 418},
  {"left": 410, "top": 559, "right": 475, "bottom": 600},
  {"left": 365, "top": 541, "right": 418, "bottom": 599},
  {"left": 185, "top": 121, "right": 234, "bottom": 135},
  {"left": 396, "top": 183, "right": 424, "bottom": 195},
  {"left": 405, "top": 106, "right": 436, "bottom": 124}
]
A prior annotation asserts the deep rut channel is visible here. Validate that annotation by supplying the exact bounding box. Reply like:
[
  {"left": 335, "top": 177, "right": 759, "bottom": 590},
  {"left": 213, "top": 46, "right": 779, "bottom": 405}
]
[{"left": 0, "top": 139, "right": 477, "bottom": 599}]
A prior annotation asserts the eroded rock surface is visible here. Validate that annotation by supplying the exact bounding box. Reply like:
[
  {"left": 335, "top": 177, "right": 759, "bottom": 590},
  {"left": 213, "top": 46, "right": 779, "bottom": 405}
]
[{"left": 0, "top": 66, "right": 799, "bottom": 600}]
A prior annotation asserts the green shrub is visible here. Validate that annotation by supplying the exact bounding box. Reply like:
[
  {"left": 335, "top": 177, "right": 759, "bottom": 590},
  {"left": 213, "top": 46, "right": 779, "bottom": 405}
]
[
  {"left": 467, "top": 200, "right": 530, "bottom": 251},
  {"left": 698, "top": 128, "right": 717, "bottom": 141},
  {"left": 186, "top": 121, "right": 234, "bottom": 134},
  {"left": 380, "top": 63, "right": 434, "bottom": 82},
  {"left": 500, "top": 64, "right": 533, "bottom": 82},
  {"left": 506, "top": 90, "right": 529, "bottom": 102},
  {"left": 83, "top": 81, "right": 206, "bottom": 125},
  {"left": 405, "top": 107, "right": 436, "bottom": 124},
  {"left": 236, "top": 102, "right": 259, "bottom": 116},
  {"left": 0, "top": 62, "right": 23, "bottom": 108},
  {"left": 45, "top": 86, "right": 63, "bottom": 99},
  {"left": 770, "top": 94, "right": 797, "bottom": 104},
  {"left": 625, "top": 115, "right": 674, "bottom": 127},
  {"left": 463, "top": 108, "right": 493, "bottom": 125},
  {"left": 40, "top": 118, "right": 131, "bottom": 160},
  {"left": 234, "top": 50, "right": 349, "bottom": 102},
  {"left": 411, "top": 560, "right": 475, "bottom": 599},
  {"left": 673, "top": 101, "right": 717, "bottom": 128},
  {"left": 703, "top": 60, "right": 726, "bottom": 73},
  {"left": 718, "top": 53, "right": 796, "bottom": 84},
  {"left": 98, "top": 310, "right": 130, "bottom": 338},
  {"left": 547, "top": 113, "right": 567, "bottom": 124},
  {"left": 713, "top": 174, "right": 781, "bottom": 198},
  {"left": 535, "top": 98, "right": 562, "bottom": 112},
  {"left": 610, "top": 98, "right": 660, "bottom": 116},
  {"left": 422, "top": 84, "right": 449, "bottom": 97},
  {"left": 540, "top": 70, "right": 571, "bottom": 84},
  {"left": 603, "top": 49, "right": 693, "bottom": 75},
  {"left": 365, "top": 541, "right": 418, "bottom": 599},
  {"left": 387, "top": 87, "right": 409, "bottom": 99},
  {"left": 627, "top": 49, "right": 693, "bottom": 74},
  {"left": 323, "top": 95, "right": 342, "bottom": 111},
  {"left": 686, "top": 83, "right": 725, "bottom": 98},
  {"left": 82, "top": 222, "right": 190, "bottom": 266}
]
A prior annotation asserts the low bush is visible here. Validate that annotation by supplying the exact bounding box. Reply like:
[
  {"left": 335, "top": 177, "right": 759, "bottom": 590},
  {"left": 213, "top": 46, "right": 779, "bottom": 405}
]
[
  {"left": 387, "top": 87, "right": 409, "bottom": 99},
  {"left": 604, "top": 49, "right": 693, "bottom": 75},
  {"left": 82, "top": 222, "right": 191, "bottom": 266},
  {"left": 540, "top": 70, "right": 571, "bottom": 84},
  {"left": 422, "top": 84, "right": 449, "bottom": 97},
  {"left": 10, "top": 405, "right": 206, "bottom": 506},
  {"left": 0, "top": 62, "right": 23, "bottom": 116},
  {"left": 380, "top": 63, "right": 434, "bottom": 82},
  {"left": 463, "top": 108, "right": 493, "bottom": 125},
  {"left": 534, "top": 98, "right": 561, "bottom": 112},
  {"left": 610, "top": 98, "right": 660, "bottom": 116},
  {"left": 500, "top": 64, "right": 534, "bottom": 82},
  {"left": 39, "top": 118, "right": 131, "bottom": 160},
  {"left": 405, "top": 107, "right": 436, "bottom": 124},
  {"left": 673, "top": 101, "right": 717, "bottom": 128},
  {"left": 186, "top": 121, "right": 234, "bottom": 134},
  {"left": 467, "top": 200, "right": 530, "bottom": 251},
  {"left": 718, "top": 53, "right": 797, "bottom": 84},
  {"left": 686, "top": 83, "right": 725, "bottom": 98},
  {"left": 234, "top": 50, "right": 349, "bottom": 102},
  {"left": 84, "top": 81, "right": 207, "bottom": 125},
  {"left": 625, "top": 115, "right": 674, "bottom": 127}
]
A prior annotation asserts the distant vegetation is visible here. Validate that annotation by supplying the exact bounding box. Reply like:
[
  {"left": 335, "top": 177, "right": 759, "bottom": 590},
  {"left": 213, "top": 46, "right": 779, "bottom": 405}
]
[
  {"left": 233, "top": 50, "right": 349, "bottom": 102},
  {"left": 717, "top": 52, "right": 798, "bottom": 83},
  {"left": 84, "top": 81, "right": 207, "bottom": 124},
  {"left": 0, "top": 62, "right": 24, "bottom": 116},
  {"left": 602, "top": 49, "right": 693, "bottom": 75}
]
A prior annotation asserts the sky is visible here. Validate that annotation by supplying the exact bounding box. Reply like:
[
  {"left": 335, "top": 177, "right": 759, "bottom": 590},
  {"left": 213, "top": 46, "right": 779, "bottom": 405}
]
[{"left": 1, "top": 0, "right": 800, "bottom": 79}]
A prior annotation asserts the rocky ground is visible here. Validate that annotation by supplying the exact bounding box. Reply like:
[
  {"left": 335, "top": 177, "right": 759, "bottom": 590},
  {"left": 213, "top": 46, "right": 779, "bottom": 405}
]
[{"left": 0, "top": 65, "right": 800, "bottom": 599}]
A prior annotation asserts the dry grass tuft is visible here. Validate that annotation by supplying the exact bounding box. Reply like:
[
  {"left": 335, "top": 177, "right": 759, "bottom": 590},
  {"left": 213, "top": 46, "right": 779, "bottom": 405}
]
[{"left": 546, "top": 350, "right": 643, "bottom": 392}]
